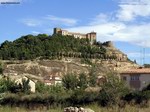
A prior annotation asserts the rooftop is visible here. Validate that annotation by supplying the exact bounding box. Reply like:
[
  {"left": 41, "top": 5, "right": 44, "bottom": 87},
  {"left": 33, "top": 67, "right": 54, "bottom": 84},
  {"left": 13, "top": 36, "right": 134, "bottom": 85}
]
[
  {"left": 121, "top": 68, "right": 150, "bottom": 75},
  {"left": 69, "top": 32, "right": 86, "bottom": 36}
]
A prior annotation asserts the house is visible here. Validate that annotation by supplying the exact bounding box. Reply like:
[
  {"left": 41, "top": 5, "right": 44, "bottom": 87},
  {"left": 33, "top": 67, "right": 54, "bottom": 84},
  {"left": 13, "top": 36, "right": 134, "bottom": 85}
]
[
  {"left": 44, "top": 75, "right": 62, "bottom": 86},
  {"left": 120, "top": 67, "right": 150, "bottom": 90},
  {"left": 15, "top": 76, "right": 36, "bottom": 93}
]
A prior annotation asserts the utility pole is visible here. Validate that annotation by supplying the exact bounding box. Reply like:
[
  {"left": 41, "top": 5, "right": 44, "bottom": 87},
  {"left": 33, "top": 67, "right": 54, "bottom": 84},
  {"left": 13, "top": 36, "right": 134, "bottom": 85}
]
[{"left": 143, "top": 48, "right": 145, "bottom": 66}]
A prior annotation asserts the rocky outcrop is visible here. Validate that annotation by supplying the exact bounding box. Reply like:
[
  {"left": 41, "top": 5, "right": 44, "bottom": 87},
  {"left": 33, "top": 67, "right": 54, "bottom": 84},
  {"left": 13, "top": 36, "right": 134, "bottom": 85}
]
[
  {"left": 3, "top": 59, "right": 90, "bottom": 80},
  {"left": 64, "top": 107, "right": 95, "bottom": 112},
  {"left": 2, "top": 58, "right": 138, "bottom": 81}
]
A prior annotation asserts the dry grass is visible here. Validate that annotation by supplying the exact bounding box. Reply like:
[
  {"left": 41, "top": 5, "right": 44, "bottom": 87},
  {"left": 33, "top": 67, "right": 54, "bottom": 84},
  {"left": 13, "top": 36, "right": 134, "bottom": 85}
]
[
  {"left": 0, "top": 103, "right": 149, "bottom": 112},
  {"left": 84, "top": 103, "right": 150, "bottom": 112},
  {"left": 0, "top": 106, "right": 62, "bottom": 112}
]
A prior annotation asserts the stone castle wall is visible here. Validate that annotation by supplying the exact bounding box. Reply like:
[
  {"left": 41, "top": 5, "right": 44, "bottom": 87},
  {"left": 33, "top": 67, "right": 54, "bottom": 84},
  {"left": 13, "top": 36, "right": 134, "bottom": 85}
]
[{"left": 53, "top": 28, "right": 96, "bottom": 44}]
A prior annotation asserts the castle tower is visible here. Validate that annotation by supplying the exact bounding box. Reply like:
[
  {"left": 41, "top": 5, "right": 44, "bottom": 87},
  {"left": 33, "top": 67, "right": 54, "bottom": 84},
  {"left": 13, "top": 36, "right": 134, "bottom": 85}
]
[
  {"left": 53, "top": 27, "right": 97, "bottom": 45},
  {"left": 86, "top": 32, "right": 96, "bottom": 44},
  {"left": 105, "top": 41, "right": 114, "bottom": 47},
  {"left": 53, "top": 28, "right": 62, "bottom": 34}
]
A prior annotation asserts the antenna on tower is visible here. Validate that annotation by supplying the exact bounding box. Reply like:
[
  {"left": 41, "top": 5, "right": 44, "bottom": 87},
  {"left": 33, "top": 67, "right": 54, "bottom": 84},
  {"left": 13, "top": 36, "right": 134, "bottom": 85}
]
[
  {"left": 142, "top": 40, "right": 146, "bottom": 66},
  {"left": 143, "top": 47, "right": 145, "bottom": 65},
  {"left": 140, "top": 49, "right": 142, "bottom": 65},
  {"left": 140, "top": 47, "right": 145, "bottom": 66}
]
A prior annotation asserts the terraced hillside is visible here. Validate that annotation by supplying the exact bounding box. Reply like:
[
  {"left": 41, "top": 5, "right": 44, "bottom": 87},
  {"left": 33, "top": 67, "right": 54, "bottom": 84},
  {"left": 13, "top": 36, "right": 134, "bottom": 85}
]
[{"left": 3, "top": 58, "right": 138, "bottom": 81}]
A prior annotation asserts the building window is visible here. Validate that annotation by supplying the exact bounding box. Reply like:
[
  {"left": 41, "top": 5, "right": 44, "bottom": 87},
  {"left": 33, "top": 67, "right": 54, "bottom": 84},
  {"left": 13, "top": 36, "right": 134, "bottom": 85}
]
[
  {"left": 122, "top": 76, "right": 127, "bottom": 81},
  {"left": 130, "top": 75, "right": 139, "bottom": 81}
]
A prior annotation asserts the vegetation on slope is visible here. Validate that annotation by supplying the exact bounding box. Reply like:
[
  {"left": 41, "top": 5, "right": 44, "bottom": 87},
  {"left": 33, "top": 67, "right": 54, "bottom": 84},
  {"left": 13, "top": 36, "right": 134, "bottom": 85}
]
[
  {"left": 0, "top": 34, "right": 107, "bottom": 60},
  {"left": 0, "top": 71, "right": 149, "bottom": 110},
  {"left": 1, "top": 104, "right": 150, "bottom": 112},
  {"left": 0, "top": 62, "right": 3, "bottom": 74}
]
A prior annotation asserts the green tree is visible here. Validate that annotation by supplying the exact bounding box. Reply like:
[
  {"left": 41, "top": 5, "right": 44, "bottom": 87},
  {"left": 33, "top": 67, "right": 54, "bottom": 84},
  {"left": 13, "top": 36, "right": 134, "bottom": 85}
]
[
  {"left": 0, "top": 34, "right": 108, "bottom": 60},
  {"left": 89, "top": 66, "right": 97, "bottom": 87},
  {"left": 0, "top": 62, "right": 3, "bottom": 74},
  {"left": 98, "top": 72, "right": 130, "bottom": 106},
  {"left": 62, "top": 73, "right": 78, "bottom": 90},
  {"left": 142, "top": 83, "right": 150, "bottom": 91},
  {"left": 0, "top": 77, "right": 16, "bottom": 93},
  {"left": 134, "top": 59, "right": 137, "bottom": 64},
  {"left": 36, "top": 81, "right": 51, "bottom": 93},
  {"left": 21, "top": 78, "right": 31, "bottom": 93},
  {"left": 144, "top": 64, "right": 150, "bottom": 68},
  {"left": 78, "top": 73, "right": 88, "bottom": 89}
]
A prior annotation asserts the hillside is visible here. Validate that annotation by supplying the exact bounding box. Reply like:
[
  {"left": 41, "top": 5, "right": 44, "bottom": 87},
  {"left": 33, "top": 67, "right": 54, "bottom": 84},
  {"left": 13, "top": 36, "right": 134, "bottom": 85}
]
[
  {"left": 0, "top": 34, "right": 106, "bottom": 60},
  {"left": 0, "top": 34, "right": 138, "bottom": 81},
  {"left": 0, "top": 34, "right": 126, "bottom": 61},
  {"left": 2, "top": 58, "right": 138, "bottom": 82}
]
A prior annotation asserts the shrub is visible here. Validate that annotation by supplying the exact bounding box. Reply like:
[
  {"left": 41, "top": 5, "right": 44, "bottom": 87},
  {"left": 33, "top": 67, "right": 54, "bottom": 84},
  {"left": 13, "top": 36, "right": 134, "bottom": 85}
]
[
  {"left": 142, "top": 83, "right": 150, "bottom": 91},
  {"left": 78, "top": 73, "right": 88, "bottom": 89},
  {"left": 88, "top": 66, "right": 97, "bottom": 87},
  {"left": 122, "top": 91, "right": 150, "bottom": 106},
  {"left": 0, "top": 62, "right": 3, "bottom": 74},
  {"left": 0, "top": 78, "right": 17, "bottom": 93},
  {"left": 68, "top": 89, "right": 99, "bottom": 106},
  {"left": 98, "top": 72, "right": 130, "bottom": 107},
  {"left": 21, "top": 78, "right": 31, "bottom": 94},
  {"left": 35, "top": 81, "right": 49, "bottom": 93},
  {"left": 62, "top": 73, "right": 78, "bottom": 90}
]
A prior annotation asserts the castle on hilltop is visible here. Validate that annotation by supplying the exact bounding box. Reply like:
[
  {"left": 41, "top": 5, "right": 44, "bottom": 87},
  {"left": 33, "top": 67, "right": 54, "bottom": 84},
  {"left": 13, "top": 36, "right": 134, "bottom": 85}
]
[
  {"left": 53, "top": 28, "right": 96, "bottom": 44},
  {"left": 53, "top": 28, "right": 127, "bottom": 61}
]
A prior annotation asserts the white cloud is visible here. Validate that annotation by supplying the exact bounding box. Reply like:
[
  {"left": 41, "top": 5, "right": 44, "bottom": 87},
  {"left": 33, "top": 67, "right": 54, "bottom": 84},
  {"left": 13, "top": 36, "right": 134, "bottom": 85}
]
[
  {"left": 21, "top": 19, "right": 42, "bottom": 27},
  {"left": 127, "top": 52, "right": 150, "bottom": 58},
  {"left": 89, "top": 13, "right": 111, "bottom": 25},
  {"left": 31, "top": 31, "right": 41, "bottom": 35},
  {"left": 65, "top": 0, "right": 150, "bottom": 48},
  {"left": 116, "top": 0, "right": 150, "bottom": 5},
  {"left": 21, "top": 15, "right": 78, "bottom": 27},
  {"left": 67, "top": 14, "right": 150, "bottom": 47},
  {"left": 127, "top": 52, "right": 141, "bottom": 58},
  {"left": 113, "top": 23, "right": 150, "bottom": 47},
  {"left": 126, "top": 51, "right": 150, "bottom": 64},
  {"left": 45, "top": 15, "right": 78, "bottom": 26},
  {"left": 116, "top": 0, "right": 150, "bottom": 21},
  {"left": 19, "top": 2, "right": 150, "bottom": 48},
  {"left": 67, "top": 22, "right": 125, "bottom": 41}
]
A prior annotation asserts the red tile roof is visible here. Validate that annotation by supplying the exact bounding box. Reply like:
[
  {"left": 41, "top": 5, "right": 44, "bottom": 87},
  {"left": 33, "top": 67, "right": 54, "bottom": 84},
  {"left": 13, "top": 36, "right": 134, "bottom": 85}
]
[
  {"left": 121, "top": 68, "right": 150, "bottom": 75},
  {"left": 44, "top": 80, "right": 52, "bottom": 83}
]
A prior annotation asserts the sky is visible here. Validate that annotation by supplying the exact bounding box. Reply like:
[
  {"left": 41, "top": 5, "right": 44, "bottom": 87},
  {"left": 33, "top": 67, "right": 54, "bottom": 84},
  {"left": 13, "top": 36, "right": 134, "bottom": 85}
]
[{"left": 0, "top": 0, "right": 150, "bottom": 65}]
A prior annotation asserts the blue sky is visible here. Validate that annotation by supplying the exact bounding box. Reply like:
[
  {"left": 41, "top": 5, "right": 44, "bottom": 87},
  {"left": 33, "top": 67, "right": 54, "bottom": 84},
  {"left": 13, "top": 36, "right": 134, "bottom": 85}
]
[{"left": 0, "top": 0, "right": 150, "bottom": 64}]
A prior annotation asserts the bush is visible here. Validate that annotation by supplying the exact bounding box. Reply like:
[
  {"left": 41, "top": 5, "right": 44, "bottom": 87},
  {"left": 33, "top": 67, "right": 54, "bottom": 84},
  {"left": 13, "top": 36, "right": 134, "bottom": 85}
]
[
  {"left": 35, "top": 81, "right": 49, "bottom": 93},
  {"left": 62, "top": 73, "right": 78, "bottom": 90},
  {"left": 0, "top": 78, "right": 17, "bottom": 93},
  {"left": 122, "top": 91, "right": 150, "bottom": 105},
  {"left": 68, "top": 89, "right": 99, "bottom": 106},
  {"left": 78, "top": 73, "right": 88, "bottom": 89},
  {"left": 98, "top": 72, "right": 130, "bottom": 107},
  {"left": 0, "top": 62, "right": 3, "bottom": 74},
  {"left": 88, "top": 66, "right": 97, "bottom": 87},
  {"left": 142, "top": 83, "right": 150, "bottom": 91}
]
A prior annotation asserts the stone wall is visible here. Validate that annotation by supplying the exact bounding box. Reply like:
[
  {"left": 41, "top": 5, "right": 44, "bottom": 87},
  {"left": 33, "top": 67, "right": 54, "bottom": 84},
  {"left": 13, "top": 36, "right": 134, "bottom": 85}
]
[{"left": 64, "top": 107, "right": 94, "bottom": 112}]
